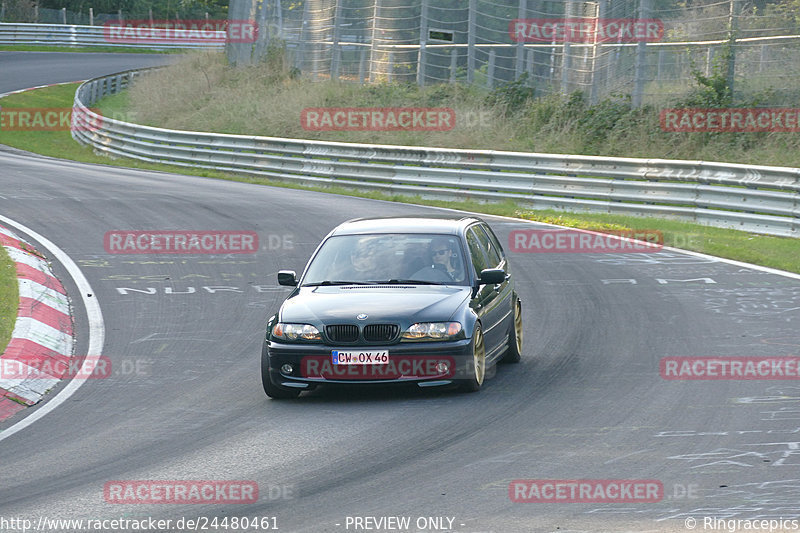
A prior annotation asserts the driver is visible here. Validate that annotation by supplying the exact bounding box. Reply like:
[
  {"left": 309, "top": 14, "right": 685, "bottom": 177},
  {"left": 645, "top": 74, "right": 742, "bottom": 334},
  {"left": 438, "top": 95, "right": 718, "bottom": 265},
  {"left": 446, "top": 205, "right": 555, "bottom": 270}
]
[{"left": 428, "top": 237, "right": 463, "bottom": 281}]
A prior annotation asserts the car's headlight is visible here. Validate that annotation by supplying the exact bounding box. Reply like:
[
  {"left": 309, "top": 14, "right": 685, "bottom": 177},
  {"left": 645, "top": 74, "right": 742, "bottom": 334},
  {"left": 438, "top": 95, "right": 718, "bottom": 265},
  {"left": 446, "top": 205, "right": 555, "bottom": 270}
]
[
  {"left": 401, "top": 322, "right": 463, "bottom": 341},
  {"left": 272, "top": 323, "right": 322, "bottom": 342}
]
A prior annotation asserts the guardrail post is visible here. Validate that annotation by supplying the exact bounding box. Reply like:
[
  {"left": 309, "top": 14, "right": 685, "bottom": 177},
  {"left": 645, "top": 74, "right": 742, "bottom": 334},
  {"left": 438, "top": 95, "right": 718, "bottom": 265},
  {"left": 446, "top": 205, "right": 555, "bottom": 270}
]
[{"left": 89, "top": 8, "right": 94, "bottom": 25}]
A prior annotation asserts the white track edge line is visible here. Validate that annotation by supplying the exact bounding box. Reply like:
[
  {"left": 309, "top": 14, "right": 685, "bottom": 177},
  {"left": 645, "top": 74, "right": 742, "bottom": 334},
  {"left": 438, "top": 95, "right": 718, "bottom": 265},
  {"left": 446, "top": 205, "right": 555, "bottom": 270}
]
[
  {"left": 418, "top": 203, "right": 800, "bottom": 282},
  {"left": 0, "top": 214, "right": 105, "bottom": 442}
]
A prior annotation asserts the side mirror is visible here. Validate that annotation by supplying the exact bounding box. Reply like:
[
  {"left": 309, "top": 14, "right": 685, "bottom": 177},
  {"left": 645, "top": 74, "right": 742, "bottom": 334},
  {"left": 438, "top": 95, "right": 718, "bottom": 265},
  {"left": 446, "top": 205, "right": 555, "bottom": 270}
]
[
  {"left": 278, "top": 270, "right": 298, "bottom": 286},
  {"left": 479, "top": 268, "right": 506, "bottom": 285}
]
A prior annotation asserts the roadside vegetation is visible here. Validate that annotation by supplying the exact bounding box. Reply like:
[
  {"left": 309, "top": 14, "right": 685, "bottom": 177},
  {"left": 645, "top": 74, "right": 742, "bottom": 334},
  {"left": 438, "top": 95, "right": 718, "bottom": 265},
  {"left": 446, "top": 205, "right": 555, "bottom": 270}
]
[
  {"left": 0, "top": 245, "right": 18, "bottom": 354},
  {"left": 111, "top": 48, "right": 800, "bottom": 167},
  {"left": 0, "top": 44, "right": 177, "bottom": 54}
]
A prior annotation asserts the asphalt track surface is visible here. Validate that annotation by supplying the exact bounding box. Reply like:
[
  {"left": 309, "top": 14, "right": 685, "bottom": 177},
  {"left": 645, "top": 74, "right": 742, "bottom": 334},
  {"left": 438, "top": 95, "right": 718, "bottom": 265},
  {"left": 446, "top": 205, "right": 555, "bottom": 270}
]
[{"left": 1, "top": 52, "right": 800, "bottom": 533}]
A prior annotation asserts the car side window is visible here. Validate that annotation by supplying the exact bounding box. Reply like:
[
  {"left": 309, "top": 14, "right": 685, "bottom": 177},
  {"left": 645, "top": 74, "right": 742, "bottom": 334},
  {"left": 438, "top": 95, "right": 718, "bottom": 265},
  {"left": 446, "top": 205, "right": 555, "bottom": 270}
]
[
  {"left": 466, "top": 228, "right": 488, "bottom": 277},
  {"left": 474, "top": 225, "right": 502, "bottom": 268},
  {"left": 479, "top": 224, "right": 506, "bottom": 264}
]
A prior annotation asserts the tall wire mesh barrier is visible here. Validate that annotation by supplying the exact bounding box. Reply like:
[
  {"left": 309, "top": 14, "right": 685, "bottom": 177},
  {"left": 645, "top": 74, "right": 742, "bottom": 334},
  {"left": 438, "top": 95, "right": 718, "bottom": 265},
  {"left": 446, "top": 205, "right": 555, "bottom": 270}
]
[
  {"left": 224, "top": 0, "right": 800, "bottom": 104},
  {"left": 8, "top": 0, "right": 800, "bottom": 103}
]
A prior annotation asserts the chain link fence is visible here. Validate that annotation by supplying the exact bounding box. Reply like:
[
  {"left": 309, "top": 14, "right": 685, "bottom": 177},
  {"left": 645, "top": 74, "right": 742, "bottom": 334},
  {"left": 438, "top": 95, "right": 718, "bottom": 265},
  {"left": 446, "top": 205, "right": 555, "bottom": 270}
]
[{"left": 223, "top": 0, "right": 800, "bottom": 106}]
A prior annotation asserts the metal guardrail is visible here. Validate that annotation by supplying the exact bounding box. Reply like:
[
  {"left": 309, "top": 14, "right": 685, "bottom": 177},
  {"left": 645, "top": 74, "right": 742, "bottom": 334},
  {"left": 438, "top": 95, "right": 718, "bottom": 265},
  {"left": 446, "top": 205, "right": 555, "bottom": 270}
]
[
  {"left": 70, "top": 69, "right": 800, "bottom": 237},
  {"left": 0, "top": 22, "right": 224, "bottom": 49}
]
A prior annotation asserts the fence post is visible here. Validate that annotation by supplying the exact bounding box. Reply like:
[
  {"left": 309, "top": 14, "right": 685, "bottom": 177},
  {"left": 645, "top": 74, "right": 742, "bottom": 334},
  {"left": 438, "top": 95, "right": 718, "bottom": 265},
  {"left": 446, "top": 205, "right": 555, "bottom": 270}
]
[
  {"left": 450, "top": 48, "right": 458, "bottom": 83},
  {"left": 632, "top": 0, "right": 651, "bottom": 107},
  {"left": 589, "top": 0, "right": 606, "bottom": 104},
  {"left": 526, "top": 49, "right": 534, "bottom": 87},
  {"left": 467, "top": 0, "right": 476, "bottom": 83},
  {"left": 89, "top": 7, "right": 93, "bottom": 25},
  {"left": 0, "top": 2, "right": 6, "bottom": 22},
  {"left": 759, "top": 43, "right": 767, "bottom": 72},
  {"left": 706, "top": 46, "right": 713, "bottom": 76},
  {"left": 388, "top": 51, "right": 395, "bottom": 82},
  {"left": 61, "top": 7, "right": 66, "bottom": 24},
  {"left": 369, "top": 0, "right": 381, "bottom": 82},
  {"left": 331, "top": 0, "right": 343, "bottom": 81},
  {"left": 560, "top": 0, "right": 574, "bottom": 96},
  {"left": 488, "top": 49, "right": 496, "bottom": 89},
  {"left": 727, "top": 0, "right": 740, "bottom": 98},
  {"left": 359, "top": 48, "right": 368, "bottom": 84},
  {"left": 417, "top": 0, "right": 428, "bottom": 86},
  {"left": 657, "top": 48, "right": 664, "bottom": 80},
  {"left": 515, "top": 0, "right": 527, "bottom": 79}
]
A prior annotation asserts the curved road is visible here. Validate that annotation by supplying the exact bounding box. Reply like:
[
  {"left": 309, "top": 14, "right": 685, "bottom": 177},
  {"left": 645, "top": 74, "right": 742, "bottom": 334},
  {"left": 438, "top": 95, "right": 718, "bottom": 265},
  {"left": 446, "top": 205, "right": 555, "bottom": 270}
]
[{"left": 1, "top": 52, "right": 799, "bottom": 533}]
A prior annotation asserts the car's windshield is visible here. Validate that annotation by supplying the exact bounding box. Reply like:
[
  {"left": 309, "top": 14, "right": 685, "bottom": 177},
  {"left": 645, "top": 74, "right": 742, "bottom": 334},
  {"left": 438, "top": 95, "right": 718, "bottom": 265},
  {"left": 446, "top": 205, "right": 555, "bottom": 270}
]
[{"left": 302, "top": 233, "right": 469, "bottom": 286}]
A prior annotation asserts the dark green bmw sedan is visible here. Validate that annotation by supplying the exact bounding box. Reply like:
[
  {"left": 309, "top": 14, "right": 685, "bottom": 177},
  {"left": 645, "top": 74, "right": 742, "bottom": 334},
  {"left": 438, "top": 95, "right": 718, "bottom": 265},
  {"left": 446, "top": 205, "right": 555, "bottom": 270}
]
[{"left": 261, "top": 215, "right": 523, "bottom": 398}]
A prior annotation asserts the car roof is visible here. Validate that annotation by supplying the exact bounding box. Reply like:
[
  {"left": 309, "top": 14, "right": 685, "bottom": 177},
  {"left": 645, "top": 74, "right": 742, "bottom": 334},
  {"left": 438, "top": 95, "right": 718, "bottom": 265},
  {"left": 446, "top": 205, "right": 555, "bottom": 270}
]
[{"left": 330, "top": 215, "right": 484, "bottom": 236}]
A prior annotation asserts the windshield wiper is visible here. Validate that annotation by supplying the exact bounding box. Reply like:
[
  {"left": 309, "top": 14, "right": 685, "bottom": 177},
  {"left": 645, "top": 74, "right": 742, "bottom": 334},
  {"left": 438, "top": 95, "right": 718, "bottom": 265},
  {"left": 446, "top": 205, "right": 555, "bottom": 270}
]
[
  {"left": 377, "top": 279, "right": 441, "bottom": 285},
  {"left": 304, "top": 280, "right": 377, "bottom": 286}
]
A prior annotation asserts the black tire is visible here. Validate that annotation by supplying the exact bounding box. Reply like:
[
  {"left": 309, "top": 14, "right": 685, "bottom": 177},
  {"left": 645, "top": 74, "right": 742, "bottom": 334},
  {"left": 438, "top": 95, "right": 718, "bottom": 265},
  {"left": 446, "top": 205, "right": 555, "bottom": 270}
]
[
  {"left": 500, "top": 296, "right": 522, "bottom": 364},
  {"left": 261, "top": 342, "right": 301, "bottom": 399},
  {"left": 460, "top": 324, "right": 486, "bottom": 392}
]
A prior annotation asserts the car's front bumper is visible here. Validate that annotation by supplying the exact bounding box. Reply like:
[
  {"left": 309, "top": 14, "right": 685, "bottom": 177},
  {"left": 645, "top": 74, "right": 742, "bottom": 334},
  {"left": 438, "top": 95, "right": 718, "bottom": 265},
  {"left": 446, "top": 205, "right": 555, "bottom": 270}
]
[{"left": 265, "top": 338, "right": 473, "bottom": 388}]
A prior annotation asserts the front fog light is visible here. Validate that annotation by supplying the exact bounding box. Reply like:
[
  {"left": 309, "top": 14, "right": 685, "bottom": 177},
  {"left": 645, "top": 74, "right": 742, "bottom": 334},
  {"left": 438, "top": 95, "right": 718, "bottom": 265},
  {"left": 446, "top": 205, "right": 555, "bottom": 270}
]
[
  {"left": 280, "top": 364, "right": 294, "bottom": 374},
  {"left": 436, "top": 361, "right": 449, "bottom": 374}
]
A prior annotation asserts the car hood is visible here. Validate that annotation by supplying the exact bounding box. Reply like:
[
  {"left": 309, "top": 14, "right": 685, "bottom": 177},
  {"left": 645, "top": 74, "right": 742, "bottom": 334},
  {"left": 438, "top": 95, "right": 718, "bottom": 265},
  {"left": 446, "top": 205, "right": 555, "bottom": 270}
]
[{"left": 279, "top": 285, "right": 470, "bottom": 325}]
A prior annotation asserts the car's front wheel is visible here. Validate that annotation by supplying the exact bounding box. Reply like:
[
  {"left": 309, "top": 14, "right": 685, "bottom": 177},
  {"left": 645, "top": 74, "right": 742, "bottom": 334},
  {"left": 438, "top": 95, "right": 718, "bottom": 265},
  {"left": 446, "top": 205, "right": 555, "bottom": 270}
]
[
  {"left": 261, "top": 342, "right": 301, "bottom": 399},
  {"left": 460, "top": 324, "right": 486, "bottom": 392}
]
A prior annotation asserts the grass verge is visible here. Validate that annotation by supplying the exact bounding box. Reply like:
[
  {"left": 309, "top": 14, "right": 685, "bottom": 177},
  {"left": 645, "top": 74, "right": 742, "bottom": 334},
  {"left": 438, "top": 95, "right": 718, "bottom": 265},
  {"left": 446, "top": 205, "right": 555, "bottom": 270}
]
[
  {"left": 0, "top": 44, "right": 180, "bottom": 54},
  {"left": 0, "top": 244, "right": 18, "bottom": 355},
  {"left": 0, "top": 82, "right": 798, "bottom": 277}
]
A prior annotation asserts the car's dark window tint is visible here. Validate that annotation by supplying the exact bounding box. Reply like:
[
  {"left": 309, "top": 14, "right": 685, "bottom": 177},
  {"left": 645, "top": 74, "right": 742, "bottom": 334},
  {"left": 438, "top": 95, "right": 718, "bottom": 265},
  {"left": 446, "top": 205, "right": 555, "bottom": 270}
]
[
  {"left": 479, "top": 224, "right": 506, "bottom": 263},
  {"left": 466, "top": 228, "right": 489, "bottom": 276},
  {"left": 474, "top": 225, "right": 502, "bottom": 268}
]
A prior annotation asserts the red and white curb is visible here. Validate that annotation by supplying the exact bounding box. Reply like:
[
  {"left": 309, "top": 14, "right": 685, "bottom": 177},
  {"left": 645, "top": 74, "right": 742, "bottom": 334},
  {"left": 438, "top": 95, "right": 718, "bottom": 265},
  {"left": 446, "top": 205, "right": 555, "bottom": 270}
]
[{"left": 0, "top": 224, "right": 74, "bottom": 422}]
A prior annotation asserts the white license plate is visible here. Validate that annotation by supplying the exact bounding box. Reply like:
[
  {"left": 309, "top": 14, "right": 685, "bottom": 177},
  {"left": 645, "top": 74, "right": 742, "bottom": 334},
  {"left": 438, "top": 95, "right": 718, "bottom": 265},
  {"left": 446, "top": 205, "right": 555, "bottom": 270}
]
[{"left": 332, "top": 350, "right": 389, "bottom": 365}]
